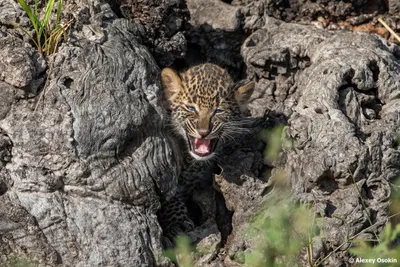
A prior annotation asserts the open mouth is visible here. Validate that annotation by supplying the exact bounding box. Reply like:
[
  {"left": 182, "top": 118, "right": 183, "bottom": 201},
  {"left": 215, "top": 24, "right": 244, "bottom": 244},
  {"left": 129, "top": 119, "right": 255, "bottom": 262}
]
[{"left": 187, "top": 135, "right": 218, "bottom": 158}]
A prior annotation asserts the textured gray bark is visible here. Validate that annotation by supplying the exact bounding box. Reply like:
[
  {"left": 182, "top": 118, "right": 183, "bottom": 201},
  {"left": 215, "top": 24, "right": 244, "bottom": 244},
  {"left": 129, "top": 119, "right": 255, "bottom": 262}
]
[
  {"left": 183, "top": 0, "right": 245, "bottom": 78},
  {"left": 231, "top": 17, "right": 400, "bottom": 265},
  {"left": 0, "top": 0, "right": 399, "bottom": 266},
  {"left": 114, "top": 0, "right": 189, "bottom": 67},
  {"left": 235, "top": 0, "right": 399, "bottom": 38},
  {"left": 186, "top": 0, "right": 241, "bottom": 32},
  {"left": 0, "top": 0, "right": 180, "bottom": 266}
]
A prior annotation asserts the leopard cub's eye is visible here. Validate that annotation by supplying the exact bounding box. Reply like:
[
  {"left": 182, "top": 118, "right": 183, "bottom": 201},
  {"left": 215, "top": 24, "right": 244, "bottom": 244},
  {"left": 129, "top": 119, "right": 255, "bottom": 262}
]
[
  {"left": 214, "top": 109, "right": 224, "bottom": 114},
  {"left": 186, "top": 105, "right": 196, "bottom": 112}
]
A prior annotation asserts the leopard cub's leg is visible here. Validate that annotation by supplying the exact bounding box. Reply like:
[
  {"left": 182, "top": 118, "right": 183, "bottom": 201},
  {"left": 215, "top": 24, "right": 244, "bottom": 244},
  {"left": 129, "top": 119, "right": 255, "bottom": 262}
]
[
  {"left": 158, "top": 196, "right": 195, "bottom": 248},
  {"left": 157, "top": 162, "right": 212, "bottom": 247}
]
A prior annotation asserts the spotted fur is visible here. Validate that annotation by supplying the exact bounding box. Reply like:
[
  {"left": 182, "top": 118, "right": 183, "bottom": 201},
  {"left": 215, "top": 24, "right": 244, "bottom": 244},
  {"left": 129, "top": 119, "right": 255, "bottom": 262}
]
[
  {"left": 161, "top": 63, "right": 254, "bottom": 160},
  {"left": 158, "top": 63, "right": 254, "bottom": 247}
]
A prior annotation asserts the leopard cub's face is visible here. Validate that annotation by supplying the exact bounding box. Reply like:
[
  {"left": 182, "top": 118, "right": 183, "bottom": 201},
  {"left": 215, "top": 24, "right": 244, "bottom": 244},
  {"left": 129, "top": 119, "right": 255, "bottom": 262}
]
[{"left": 161, "top": 63, "right": 254, "bottom": 161}]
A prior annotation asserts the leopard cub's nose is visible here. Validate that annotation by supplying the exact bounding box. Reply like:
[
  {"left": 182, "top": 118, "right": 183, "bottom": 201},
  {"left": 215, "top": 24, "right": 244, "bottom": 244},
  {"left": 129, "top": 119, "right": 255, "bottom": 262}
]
[{"left": 197, "top": 129, "right": 210, "bottom": 138}]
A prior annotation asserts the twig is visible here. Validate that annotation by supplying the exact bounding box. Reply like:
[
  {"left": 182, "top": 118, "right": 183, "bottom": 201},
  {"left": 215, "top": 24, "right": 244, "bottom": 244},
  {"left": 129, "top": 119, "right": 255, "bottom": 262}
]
[
  {"left": 378, "top": 18, "right": 400, "bottom": 43},
  {"left": 314, "top": 219, "right": 387, "bottom": 266},
  {"left": 351, "top": 176, "right": 381, "bottom": 243}
]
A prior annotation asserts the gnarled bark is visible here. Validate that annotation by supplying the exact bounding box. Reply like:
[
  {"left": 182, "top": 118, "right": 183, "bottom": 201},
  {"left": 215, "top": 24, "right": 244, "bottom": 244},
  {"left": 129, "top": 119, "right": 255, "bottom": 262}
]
[{"left": 0, "top": 0, "right": 399, "bottom": 266}]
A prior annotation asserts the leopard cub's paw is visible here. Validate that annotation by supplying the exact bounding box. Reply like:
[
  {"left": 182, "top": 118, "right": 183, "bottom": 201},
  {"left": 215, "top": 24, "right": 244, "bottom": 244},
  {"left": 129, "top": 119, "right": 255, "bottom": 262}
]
[{"left": 158, "top": 197, "right": 195, "bottom": 248}]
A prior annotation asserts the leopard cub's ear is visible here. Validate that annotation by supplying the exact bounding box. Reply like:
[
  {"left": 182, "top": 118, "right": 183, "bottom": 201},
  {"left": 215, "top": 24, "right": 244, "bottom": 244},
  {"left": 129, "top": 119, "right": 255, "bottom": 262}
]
[
  {"left": 161, "top": 68, "right": 182, "bottom": 106},
  {"left": 234, "top": 81, "right": 255, "bottom": 112}
]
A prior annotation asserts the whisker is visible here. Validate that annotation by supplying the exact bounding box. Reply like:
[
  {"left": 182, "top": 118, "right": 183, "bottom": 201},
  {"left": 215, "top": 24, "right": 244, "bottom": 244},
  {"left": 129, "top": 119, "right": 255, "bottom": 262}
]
[
  {"left": 223, "top": 119, "right": 255, "bottom": 128},
  {"left": 185, "top": 121, "right": 197, "bottom": 137},
  {"left": 220, "top": 132, "right": 239, "bottom": 145},
  {"left": 223, "top": 126, "right": 252, "bottom": 132},
  {"left": 222, "top": 128, "right": 252, "bottom": 137},
  {"left": 212, "top": 152, "right": 222, "bottom": 162}
]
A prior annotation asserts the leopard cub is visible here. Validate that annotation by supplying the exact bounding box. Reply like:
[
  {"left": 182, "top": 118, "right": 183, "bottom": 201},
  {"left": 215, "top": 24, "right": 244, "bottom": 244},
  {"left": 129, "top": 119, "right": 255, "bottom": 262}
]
[
  {"left": 161, "top": 63, "right": 254, "bottom": 160},
  {"left": 159, "top": 63, "right": 254, "bottom": 245}
]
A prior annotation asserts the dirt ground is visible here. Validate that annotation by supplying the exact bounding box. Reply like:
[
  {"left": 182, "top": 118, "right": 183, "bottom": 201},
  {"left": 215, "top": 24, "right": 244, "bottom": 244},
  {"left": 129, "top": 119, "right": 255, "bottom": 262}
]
[{"left": 237, "top": 0, "right": 400, "bottom": 44}]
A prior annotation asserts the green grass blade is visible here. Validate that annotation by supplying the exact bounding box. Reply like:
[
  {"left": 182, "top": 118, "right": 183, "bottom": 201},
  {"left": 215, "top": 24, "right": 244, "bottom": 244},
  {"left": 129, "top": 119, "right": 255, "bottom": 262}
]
[
  {"left": 38, "top": 0, "right": 56, "bottom": 41},
  {"left": 44, "top": 23, "right": 67, "bottom": 55},
  {"left": 56, "top": 0, "right": 63, "bottom": 26},
  {"left": 34, "top": 0, "right": 38, "bottom": 17},
  {"left": 17, "top": 0, "right": 40, "bottom": 34},
  {"left": 43, "top": 0, "right": 56, "bottom": 29},
  {"left": 12, "top": 23, "right": 39, "bottom": 49},
  {"left": 17, "top": 0, "right": 70, "bottom": 56}
]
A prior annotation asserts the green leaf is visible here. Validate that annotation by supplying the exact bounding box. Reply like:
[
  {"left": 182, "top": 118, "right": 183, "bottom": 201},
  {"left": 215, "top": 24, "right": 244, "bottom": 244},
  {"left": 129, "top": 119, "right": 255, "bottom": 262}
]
[
  {"left": 34, "top": 0, "right": 38, "bottom": 17},
  {"left": 56, "top": 0, "right": 63, "bottom": 26},
  {"left": 41, "top": 0, "right": 56, "bottom": 34},
  {"left": 17, "top": 0, "right": 40, "bottom": 34},
  {"left": 391, "top": 223, "right": 400, "bottom": 241},
  {"left": 350, "top": 241, "right": 370, "bottom": 256},
  {"left": 384, "top": 223, "right": 392, "bottom": 242},
  {"left": 16, "top": 0, "right": 70, "bottom": 56}
]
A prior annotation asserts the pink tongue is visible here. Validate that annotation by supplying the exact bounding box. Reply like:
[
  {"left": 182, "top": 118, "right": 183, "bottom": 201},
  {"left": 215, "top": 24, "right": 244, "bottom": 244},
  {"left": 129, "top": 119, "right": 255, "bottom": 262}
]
[{"left": 194, "top": 138, "right": 211, "bottom": 154}]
